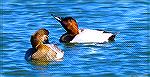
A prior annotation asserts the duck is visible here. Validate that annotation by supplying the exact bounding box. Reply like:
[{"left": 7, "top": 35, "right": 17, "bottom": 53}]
[
  {"left": 51, "top": 14, "right": 117, "bottom": 43},
  {"left": 26, "top": 28, "right": 64, "bottom": 62}
]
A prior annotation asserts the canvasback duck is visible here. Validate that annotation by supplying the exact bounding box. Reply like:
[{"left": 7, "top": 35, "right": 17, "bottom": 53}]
[
  {"left": 26, "top": 28, "right": 64, "bottom": 62},
  {"left": 51, "top": 14, "right": 117, "bottom": 43}
]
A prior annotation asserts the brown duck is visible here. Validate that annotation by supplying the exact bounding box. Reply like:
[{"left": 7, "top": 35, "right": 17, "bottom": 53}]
[{"left": 26, "top": 28, "right": 64, "bottom": 62}]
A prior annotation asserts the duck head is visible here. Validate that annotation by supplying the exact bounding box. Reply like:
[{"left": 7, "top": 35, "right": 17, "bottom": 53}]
[
  {"left": 51, "top": 14, "right": 79, "bottom": 36},
  {"left": 30, "top": 28, "right": 49, "bottom": 48}
]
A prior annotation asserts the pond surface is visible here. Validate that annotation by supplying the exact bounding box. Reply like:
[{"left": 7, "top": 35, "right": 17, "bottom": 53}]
[{"left": 1, "top": 0, "right": 150, "bottom": 77}]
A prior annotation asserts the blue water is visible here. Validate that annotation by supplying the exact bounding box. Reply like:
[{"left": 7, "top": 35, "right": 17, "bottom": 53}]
[{"left": 1, "top": 0, "right": 150, "bottom": 77}]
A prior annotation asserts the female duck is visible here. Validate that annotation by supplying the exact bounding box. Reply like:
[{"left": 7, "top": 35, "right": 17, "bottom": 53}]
[
  {"left": 26, "top": 28, "right": 64, "bottom": 62},
  {"left": 51, "top": 14, "right": 117, "bottom": 43}
]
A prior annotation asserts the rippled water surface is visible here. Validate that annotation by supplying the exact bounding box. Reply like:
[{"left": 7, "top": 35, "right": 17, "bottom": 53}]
[{"left": 1, "top": 0, "right": 150, "bottom": 77}]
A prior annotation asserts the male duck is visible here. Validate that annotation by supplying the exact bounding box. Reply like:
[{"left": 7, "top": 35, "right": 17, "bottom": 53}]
[
  {"left": 26, "top": 28, "right": 64, "bottom": 62},
  {"left": 51, "top": 14, "right": 117, "bottom": 43}
]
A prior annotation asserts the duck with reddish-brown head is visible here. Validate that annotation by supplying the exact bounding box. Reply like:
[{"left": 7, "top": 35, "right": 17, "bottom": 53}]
[{"left": 52, "top": 14, "right": 117, "bottom": 43}]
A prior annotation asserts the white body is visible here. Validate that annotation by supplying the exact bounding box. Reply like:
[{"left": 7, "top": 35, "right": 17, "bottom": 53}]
[{"left": 70, "top": 29, "right": 113, "bottom": 43}]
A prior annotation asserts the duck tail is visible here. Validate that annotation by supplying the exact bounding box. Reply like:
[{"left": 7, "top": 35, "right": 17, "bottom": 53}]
[{"left": 108, "top": 32, "right": 119, "bottom": 41}]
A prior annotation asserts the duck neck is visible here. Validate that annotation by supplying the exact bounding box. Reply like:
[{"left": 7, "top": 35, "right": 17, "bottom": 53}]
[
  {"left": 67, "top": 28, "right": 79, "bottom": 36},
  {"left": 67, "top": 32, "right": 78, "bottom": 36},
  {"left": 32, "top": 39, "right": 43, "bottom": 49}
]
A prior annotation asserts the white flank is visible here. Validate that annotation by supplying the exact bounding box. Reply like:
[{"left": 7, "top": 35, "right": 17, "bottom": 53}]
[{"left": 70, "top": 29, "right": 113, "bottom": 43}]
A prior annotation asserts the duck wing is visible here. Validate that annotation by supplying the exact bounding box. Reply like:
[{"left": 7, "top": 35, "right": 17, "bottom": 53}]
[{"left": 70, "top": 29, "right": 116, "bottom": 43}]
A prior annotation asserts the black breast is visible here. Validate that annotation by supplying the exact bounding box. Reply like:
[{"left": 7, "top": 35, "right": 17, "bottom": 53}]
[{"left": 59, "top": 33, "right": 75, "bottom": 43}]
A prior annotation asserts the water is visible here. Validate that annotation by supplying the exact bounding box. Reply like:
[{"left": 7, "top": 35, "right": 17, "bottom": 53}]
[{"left": 1, "top": 0, "right": 150, "bottom": 77}]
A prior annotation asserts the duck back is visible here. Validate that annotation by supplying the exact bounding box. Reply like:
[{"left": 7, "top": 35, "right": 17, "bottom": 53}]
[{"left": 70, "top": 29, "right": 114, "bottom": 43}]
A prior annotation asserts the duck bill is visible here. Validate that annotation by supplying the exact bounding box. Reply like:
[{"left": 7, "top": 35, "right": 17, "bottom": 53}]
[{"left": 51, "top": 14, "right": 62, "bottom": 22}]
